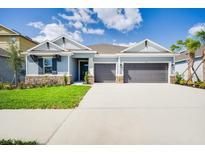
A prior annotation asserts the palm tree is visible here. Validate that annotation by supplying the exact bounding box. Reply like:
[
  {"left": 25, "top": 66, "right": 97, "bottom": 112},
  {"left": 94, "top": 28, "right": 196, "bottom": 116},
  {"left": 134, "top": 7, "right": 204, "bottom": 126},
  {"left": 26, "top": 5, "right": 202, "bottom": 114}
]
[
  {"left": 195, "top": 30, "right": 205, "bottom": 78},
  {"left": 6, "top": 40, "right": 23, "bottom": 86},
  {"left": 171, "top": 38, "right": 201, "bottom": 81}
]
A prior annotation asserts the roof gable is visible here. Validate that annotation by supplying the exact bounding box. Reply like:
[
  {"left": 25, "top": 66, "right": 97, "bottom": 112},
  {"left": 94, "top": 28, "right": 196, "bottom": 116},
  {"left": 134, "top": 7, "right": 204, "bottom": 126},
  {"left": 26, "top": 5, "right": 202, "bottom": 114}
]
[
  {"left": 121, "top": 39, "right": 171, "bottom": 53},
  {"left": 27, "top": 40, "right": 66, "bottom": 52},
  {"left": 0, "top": 24, "right": 19, "bottom": 35},
  {"left": 52, "top": 35, "right": 92, "bottom": 50}
]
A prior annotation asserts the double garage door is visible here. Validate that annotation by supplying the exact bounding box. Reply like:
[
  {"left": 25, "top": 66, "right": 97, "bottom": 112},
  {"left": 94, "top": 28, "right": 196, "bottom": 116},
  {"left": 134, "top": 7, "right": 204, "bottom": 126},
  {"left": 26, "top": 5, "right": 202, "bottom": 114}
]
[{"left": 94, "top": 63, "right": 168, "bottom": 83}]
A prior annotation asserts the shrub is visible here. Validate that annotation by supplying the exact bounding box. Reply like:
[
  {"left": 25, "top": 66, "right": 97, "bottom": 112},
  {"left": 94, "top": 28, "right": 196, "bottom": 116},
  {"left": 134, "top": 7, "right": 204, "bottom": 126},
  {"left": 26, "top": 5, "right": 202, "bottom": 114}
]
[
  {"left": 199, "top": 83, "right": 205, "bottom": 89},
  {"left": 3, "top": 83, "right": 13, "bottom": 90},
  {"left": 64, "top": 74, "right": 68, "bottom": 85},
  {"left": 179, "top": 79, "right": 186, "bottom": 85},
  {"left": 175, "top": 72, "right": 183, "bottom": 84},
  {"left": 84, "top": 72, "right": 89, "bottom": 84},
  {"left": 194, "top": 81, "right": 203, "bottom": 88},
  {"left": 187, "top": 80, "right": 194, "bottom": 86},
  {"left": 0, "top": 82, "right": 3, "bottom": 90},
  {"left": 18, "top": 82, "right": 26, "bottom": 89}
]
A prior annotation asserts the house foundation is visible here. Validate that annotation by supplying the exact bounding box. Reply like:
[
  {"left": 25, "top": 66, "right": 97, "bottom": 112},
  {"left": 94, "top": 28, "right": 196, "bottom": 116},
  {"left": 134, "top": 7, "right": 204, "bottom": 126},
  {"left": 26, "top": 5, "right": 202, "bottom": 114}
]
[
  {"left": 116, "top": 75, "right": 124, "bottom": 83},
  {"left": 170, "top": 75, "right": 176, "bottom": 84},
  {"left": 25, "top": 75, "right": 72, "bottom": 85}
]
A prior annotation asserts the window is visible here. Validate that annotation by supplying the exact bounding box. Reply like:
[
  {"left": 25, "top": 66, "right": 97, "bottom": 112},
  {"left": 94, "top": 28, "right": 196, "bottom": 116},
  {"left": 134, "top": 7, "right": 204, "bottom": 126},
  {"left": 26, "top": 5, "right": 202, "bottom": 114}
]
[{"left": 44, "top": 58, "right": 52, "bottom": 74}]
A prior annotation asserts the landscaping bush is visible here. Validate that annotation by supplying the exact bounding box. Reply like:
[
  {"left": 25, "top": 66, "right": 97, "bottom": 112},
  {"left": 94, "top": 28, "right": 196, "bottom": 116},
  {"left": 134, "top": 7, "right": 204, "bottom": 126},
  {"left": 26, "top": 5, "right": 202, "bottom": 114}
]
[
  {"left": 64, "top": 74, "right": 68, "bottom": 85},
  {"left": 0, "top": 82, "right": 3, "bottom": 90},
  {"left": 199, "top": 83, "right": 205, "bottom": 89},
  {"left": 194, "top": 81, "right": 203, "bottom": 88},
  {"left": 84, "top": 71, "right": 89, "bottom": 84},
  {"left": 187, "top": 80, "right": 194, "bottom": 86},
  {"left": 175, "top": 72, "right": 183, "bottom": 84},
  {"left": 179, "top": 79, "right": 186, "bottom": 85}
]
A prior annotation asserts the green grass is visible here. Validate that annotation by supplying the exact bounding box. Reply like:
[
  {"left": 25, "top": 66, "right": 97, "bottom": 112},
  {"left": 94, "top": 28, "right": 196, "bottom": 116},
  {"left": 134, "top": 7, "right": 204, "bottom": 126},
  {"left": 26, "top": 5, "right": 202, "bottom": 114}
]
[
  {"left": 0, "top": 85, "right": 91, "bottom": 109},
  {"left": 0, "top": 139, "right": 38, "bottom": 145}
]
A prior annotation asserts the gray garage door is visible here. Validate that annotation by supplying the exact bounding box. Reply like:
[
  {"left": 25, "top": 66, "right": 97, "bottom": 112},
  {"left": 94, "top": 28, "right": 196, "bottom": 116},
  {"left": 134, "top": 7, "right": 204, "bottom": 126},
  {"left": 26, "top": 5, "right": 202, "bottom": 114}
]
[
  {"left": 124, "top": 63, "right": 168, "bottom": 83},
  {"left": 94, "top": 64, "right": 116, "bottom": 83}
]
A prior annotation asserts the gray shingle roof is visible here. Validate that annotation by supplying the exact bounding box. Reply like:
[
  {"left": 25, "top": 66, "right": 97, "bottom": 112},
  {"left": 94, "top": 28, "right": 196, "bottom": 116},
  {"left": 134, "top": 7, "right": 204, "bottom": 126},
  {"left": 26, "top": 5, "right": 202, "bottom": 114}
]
[{"left": 88, "top": 44, "right": 127, "bottom": 54}]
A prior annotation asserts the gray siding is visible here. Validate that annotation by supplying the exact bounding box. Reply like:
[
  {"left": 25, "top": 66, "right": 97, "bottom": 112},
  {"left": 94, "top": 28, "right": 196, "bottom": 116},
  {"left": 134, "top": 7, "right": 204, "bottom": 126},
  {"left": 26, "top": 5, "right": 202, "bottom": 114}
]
[
  {"left": 70, "top": 58, "right": 78, "bottom": 81},
  {"left": 27, "top": 56, "right": 38, "bottom": 75},
  {"left": 120, "top": 57, "right": 173, "bottom": 63},
  {"left": 94, "top": 57, "right": 118, "bottom": 63},
  {"left": 57, "top": 56, "right": 68, "bottom": 75},
  {"left": 0, "top": 56, "right": 14, "bottom": 82}
]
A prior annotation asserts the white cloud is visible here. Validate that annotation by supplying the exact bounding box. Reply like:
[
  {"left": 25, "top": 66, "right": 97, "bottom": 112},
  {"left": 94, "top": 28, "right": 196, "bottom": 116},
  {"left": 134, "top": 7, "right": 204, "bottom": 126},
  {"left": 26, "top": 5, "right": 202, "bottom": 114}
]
[
  {"left": 29, "top": 22, "right": 83, "bottom": 42},
  {"left": 27, "top": 21, "right": 44, "bottom": 29},
  {"left": 72, "top": 21, "right": 83, "bottom": 29},
  {"left": 59, "top": 8, "right": 96, "bottom": 24},
  {"left": 93, "top": 8, "right": 142, "bottom": 32},
  {"left": 113, "top": 42, "right": 136, "bottom": 47},
  {"left": 189, "top": 23, "right": 205, "bottom": 35},
  {"left": 82, "top": 27, "right": 104, "bottom": 35}
]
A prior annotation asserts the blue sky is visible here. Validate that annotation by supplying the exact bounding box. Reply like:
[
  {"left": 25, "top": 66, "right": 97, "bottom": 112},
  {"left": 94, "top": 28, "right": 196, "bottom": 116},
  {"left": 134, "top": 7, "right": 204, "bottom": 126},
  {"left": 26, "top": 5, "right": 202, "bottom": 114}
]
[{"left": 0, "top": 8, "right": 205, "bottom": 48}]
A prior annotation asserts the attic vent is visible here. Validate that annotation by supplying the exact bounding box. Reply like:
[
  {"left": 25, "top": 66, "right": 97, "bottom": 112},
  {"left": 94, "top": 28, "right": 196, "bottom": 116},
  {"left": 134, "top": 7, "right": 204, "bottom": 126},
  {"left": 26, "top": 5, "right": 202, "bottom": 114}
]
[
  {"left": 145, "top": 40, "right": 148, "bottom": 51},
  {"left": 145, "top": 40, "right": 148, "bottom": 47},
  {"left": 62, "top": 37, "right": 66, "bottom": 48},
  {"left": 46, "top": 42, "right": 50, "bottom": 49}
]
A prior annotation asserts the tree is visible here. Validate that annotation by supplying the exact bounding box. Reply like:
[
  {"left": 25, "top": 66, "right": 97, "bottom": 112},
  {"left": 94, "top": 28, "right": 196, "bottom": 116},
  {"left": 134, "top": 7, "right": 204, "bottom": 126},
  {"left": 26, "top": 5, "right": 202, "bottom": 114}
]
[
  {"left": 6, "top": 40, "right": 23, "bottom": 86},
  {"left": 171, "top": 38, "right": 201, "bottom": 81},
  {"left": 195, "top": 30, "right": 205, "bottom": 67}
]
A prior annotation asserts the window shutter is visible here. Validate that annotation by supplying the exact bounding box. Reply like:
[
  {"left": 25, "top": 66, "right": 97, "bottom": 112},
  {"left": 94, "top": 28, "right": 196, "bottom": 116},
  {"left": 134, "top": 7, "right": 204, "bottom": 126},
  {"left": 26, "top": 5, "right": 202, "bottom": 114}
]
[
  {"left": 38, "top": 58, "right": 43, "bottom": 74},
  {"left": 52, "top": 58, "right": 57, "bottom": 74}
]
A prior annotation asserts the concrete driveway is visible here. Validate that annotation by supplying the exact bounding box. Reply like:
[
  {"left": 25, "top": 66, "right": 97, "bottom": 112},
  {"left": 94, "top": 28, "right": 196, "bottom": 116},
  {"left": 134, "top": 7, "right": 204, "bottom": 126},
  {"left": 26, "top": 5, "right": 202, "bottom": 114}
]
[
  {"left": 0, "top": 83, "right": 205, "bottom": 144},
  {"left": 48, "top": 83, "right": 205, "bottom": 144}
]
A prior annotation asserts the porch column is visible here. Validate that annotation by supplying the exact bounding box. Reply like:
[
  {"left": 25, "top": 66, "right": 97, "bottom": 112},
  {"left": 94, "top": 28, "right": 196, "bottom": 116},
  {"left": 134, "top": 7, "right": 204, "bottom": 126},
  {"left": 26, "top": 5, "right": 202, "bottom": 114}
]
[
  {"left": 116, "top": 57, "right": 123, "bottom": 83},
  {"left": 67, "top": 55, "right": 72, "bottom": 84},
  {"left": 88, "top": 57, "right": 94, "bottom": 84}
]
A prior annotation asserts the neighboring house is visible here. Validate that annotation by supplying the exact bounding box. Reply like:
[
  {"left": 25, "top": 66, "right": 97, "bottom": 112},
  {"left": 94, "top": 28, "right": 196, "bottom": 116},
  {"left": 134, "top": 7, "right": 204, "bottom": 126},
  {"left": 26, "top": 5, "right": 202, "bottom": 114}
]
[
  {"left": 0, "top": 48, "right": 13, "bottom": 82},
  {"left": 24, "top": 35, "right": 175, "bottom": 84},
  {"left": 0, "top": 24, "right": 38, "bottom": 82},
  {"left": 175, "top": 47, "right": 205, "bottom": 82}
]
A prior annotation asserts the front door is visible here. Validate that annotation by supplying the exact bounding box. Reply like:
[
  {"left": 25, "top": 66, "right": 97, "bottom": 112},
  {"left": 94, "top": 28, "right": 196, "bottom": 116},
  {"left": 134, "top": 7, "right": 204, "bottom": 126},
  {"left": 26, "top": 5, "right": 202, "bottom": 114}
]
[{"left": 80, "top": 61, "right": 88, "bottom": 81}]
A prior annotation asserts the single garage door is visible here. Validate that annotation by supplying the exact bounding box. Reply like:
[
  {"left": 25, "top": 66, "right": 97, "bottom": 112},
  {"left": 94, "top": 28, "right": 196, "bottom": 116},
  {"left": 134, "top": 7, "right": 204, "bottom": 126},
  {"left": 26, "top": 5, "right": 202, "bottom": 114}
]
[
  {"left": 94, "top": 64, "right": 116, "bottom": 83},
  {"left": 124, "top": 63, "right": 168, "bottom": 83}
]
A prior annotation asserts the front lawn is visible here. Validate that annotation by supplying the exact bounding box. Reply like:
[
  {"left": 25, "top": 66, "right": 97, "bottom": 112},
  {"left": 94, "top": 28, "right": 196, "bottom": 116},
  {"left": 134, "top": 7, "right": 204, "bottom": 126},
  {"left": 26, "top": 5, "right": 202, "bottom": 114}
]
[{"left": 0, "top": 85, "right": 91, "bottom": 109}]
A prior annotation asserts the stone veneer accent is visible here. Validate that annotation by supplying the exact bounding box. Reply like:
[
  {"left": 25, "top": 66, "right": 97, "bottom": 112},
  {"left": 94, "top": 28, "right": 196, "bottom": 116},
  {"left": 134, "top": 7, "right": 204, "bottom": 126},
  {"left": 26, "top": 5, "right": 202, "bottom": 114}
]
[
  {"left": 25, "top": 75, "right": 72, "bottom": 85},
  {"left": 88, "top": 75, "right": 94, "bottom": 84},
  {"left": 116, "top": 75, "right": 124, "bottom": 83},
  {"left": 170, "top": 75, "right": 176, "bottom": 84}
]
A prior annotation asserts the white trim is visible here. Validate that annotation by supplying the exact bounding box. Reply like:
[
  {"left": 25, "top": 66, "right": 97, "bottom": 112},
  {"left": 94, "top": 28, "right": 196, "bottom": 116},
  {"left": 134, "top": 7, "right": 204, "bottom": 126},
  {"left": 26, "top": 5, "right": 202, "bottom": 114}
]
[
  {"left": 51, "top": 35, "right": 92, "bottom": 50},
  {"left": 25, "top": 55, "right": 28, "bottom": 76},
  {"left": 72, "top": 51, "right": 97, "bottom": 54},
  {"left": 117, "top": 53, "right": 175, "bottom": 57},
  {"left": 0, "top": 24, "right": 19, "bottom": 34},
  {"left": 26, "top": 74, "right": 66, "bottom": 77},
  {"left": 67, "top": 56, "right": 70, "bottom": 76},
  {"left": 121, "top": 39, "right": 171, "bottom": 53},
  {"left": 78, "top": 60, "right": 88, "bottom": 81},
  {"left": 25, "top": 52, "right": 73, "bottom": 56},
  {"left": 122, "top": 61, "right": 170, "bottom": 83},
  {"left": 27, "top": 40, "right": 66, "bottom": 52}
]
